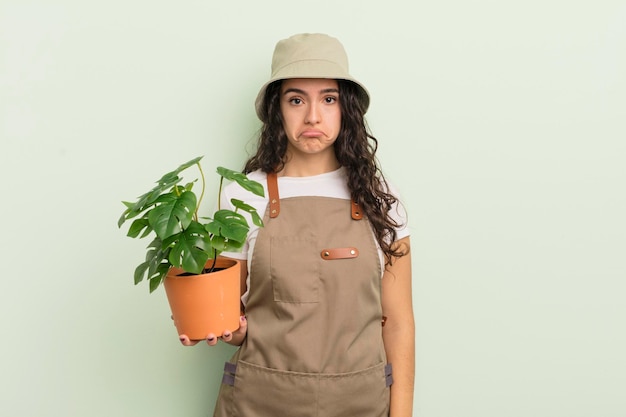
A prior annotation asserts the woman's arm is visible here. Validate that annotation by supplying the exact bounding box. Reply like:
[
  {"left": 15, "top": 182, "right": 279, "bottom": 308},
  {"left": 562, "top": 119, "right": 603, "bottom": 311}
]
[{"left": 381, "top": 236, "right": 415, "bottom": 417}]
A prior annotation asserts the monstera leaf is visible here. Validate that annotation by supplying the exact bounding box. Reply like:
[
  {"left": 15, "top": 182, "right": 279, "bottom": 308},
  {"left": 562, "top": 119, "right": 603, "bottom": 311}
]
[
  {"left": 164, "top": 221, "right": 212, "bottom": 274},
  {"left": 148, "top": 190, "right": 197, "bottom": 240}
]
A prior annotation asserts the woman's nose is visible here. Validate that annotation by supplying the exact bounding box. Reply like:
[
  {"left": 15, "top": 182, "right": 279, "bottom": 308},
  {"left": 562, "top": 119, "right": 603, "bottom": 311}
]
[{"left": 305, "top": 103, "right": 320, "bottom": 124}]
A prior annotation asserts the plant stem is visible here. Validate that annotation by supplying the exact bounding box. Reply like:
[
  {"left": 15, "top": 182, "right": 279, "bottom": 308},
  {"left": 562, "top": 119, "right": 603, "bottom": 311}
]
[
  {"left": 217, "top": 176, "right": 224, "bottom": 210},
  {"left": 195, "top": 162, "right": 206, "bottom": 222},
  {"left": 207, "top": 248, "right": 218, "bottom": 273}
]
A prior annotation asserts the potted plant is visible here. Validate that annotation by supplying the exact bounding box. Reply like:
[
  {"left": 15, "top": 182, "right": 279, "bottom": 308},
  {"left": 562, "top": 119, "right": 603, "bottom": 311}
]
[{"left": 118, "top": 156, "right": 264, "bottom": 340}]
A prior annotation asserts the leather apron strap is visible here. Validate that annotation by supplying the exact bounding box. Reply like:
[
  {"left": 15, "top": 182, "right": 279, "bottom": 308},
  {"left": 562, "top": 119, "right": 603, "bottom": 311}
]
[
  {"left": 266, "top": 171, "right": 362, "bottom": 220},
  {"left": 267, "top": 172, "right": 280, "bottom": 218}
]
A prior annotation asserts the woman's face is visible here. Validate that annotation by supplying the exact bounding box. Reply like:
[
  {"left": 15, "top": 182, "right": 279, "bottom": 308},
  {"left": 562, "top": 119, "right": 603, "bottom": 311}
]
[{"left": 279, "top": 78, "right": 342, "bottom": 158}]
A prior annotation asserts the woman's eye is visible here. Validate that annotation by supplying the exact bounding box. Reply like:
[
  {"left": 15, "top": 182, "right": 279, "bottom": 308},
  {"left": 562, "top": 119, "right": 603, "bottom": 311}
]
[
  {"left": 289, "top": 98, "right": 302, "bottom": 105},
  {"left": 325, "top": 96, "right": 337, "bottom": 104}
]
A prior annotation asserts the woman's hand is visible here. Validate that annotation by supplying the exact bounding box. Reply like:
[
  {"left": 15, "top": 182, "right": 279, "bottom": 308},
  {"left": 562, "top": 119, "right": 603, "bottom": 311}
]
[{"left": 178, "top": 315, "right": 248, "bottom": 347}]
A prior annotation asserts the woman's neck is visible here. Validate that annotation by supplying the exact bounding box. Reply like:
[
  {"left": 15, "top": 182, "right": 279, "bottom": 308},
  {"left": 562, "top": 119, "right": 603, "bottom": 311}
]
[{"left": 279, "top": 152, "right": 340, "bottom": 177}]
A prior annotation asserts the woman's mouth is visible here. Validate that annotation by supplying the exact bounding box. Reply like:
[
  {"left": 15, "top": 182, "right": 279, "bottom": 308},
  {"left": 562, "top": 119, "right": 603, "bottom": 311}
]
[{"left": 301, "top": 129, "right": 324, "bottom": 138}]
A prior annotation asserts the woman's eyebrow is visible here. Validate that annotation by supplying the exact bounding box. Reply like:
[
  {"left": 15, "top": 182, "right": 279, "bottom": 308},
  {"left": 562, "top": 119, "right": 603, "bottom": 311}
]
[{"left": 283, "top": 88, "right": 340, "bottom": 96}]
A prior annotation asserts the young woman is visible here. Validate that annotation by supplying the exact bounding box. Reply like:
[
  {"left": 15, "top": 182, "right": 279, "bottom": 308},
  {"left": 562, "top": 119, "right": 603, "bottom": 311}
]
[{"left": 180, "top": 33, "right": 414, "bottom": 417}]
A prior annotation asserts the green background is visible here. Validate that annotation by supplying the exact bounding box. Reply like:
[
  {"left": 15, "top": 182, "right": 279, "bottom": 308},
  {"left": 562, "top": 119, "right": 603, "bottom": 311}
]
[{"left": 1, "top": 1, "right": 624, "bottom": 416}]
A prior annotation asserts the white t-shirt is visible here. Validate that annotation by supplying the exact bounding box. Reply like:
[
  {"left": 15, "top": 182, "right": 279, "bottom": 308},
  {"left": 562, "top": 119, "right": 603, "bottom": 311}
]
[{"left": 218, "top": 167, "right": 409, "bottom": 304}]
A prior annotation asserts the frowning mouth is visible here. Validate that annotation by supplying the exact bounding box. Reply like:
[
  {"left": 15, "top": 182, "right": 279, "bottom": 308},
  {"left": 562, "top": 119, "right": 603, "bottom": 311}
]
[{"left": 300, "top": 129, "right": 325, "bottom": 138}]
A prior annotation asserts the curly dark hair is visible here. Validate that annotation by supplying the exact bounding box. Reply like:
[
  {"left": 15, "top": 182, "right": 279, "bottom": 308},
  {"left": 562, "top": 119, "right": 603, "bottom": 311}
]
[{"left": 243, "top": 79, "right": 408, "bottom": 264}]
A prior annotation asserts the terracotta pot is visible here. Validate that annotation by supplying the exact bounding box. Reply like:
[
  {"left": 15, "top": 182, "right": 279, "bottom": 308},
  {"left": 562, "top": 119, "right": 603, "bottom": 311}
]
[{"left": 164, "top": 257, "right": 240, "bottom": 341}]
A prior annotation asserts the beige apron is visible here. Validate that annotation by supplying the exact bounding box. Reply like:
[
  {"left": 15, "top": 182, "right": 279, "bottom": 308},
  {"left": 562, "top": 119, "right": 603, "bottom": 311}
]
[{"left": 213, "top": 173, "right": 392, "bottom": 417}]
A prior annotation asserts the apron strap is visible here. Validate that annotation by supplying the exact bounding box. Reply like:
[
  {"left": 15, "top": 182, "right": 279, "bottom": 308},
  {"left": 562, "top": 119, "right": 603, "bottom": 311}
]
[
  {"left": 266, "top": 171, "right": 362, "bottom": 220},
  {"left": 267, "top": 172, "right": 280, "bottom": 218},
  {"left": 351, "top": 201, "right": 363, "bottom": 220}
]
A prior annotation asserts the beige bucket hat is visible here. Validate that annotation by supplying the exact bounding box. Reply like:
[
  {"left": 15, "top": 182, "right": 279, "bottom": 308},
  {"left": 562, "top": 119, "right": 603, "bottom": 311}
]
[{"left": 255, "top": 33, "right": 370, "bottom": 121}]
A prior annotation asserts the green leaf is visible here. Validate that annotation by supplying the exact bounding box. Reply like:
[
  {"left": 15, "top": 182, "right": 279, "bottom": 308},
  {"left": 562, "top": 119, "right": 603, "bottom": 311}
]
[
  {"left": 127, "top": 217, "right": 152, "bottom": 238},
  {"left": 209, "top": 235, "right": 227, "bottom": 252},
  {"left": 165, "top": 221, "right": 212, "bottom": 274},
  {"left": 148, "top": 265, "right": 170, "bottom": 293},
  {"left": 119, "top": 156, "right": 203, "bottom": 227},
  {"left": 231, "top": 198, "right": 264, "bottom": 228},
  {"left": 134, "top": 261, "right": 149, "bottom": 285},
  {"left": 149, "top": 275, "right": 161, "bottom": 293},
  {"left": 217, "top": 167, "right": 265, "bottom": 197},
  {"left": 250, "top": 210, "right": 264, "bottom": 228},
  {"left": 118, "top": 202, "right": 136, "bottom": 227},
  {"left": 133, "top": 238, "right": 171, "bottom": 289},
  {"left": 211, "top": 234, "right": 245, "bottom": 253},
  {"left": 154, "top": 156, "right": 202, "bottom": 186},
  {"left": 205, "top": 209, "right": 249, "bottom": 244},
  {"left": 124, "top": 175, "right": 182, "bottom": 218},
  {"left": 173, "top": 156, "right": 203, "bottom": 175},
  {"left": 148, "top": 191, "right": 197, "bottom": 240},
  {"left": 230, "top": 198, "right": 255, "bottom": 212}
]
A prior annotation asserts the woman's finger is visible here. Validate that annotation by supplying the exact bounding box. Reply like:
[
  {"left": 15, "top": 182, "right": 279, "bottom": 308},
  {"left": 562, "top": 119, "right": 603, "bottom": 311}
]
[
  {"left": 179, "top": 334, "right": 199, "bottom": 346},
  {"left": 221, "top": 330, "right": 233, "bottom": 342},
  {"left": 206, "top": 333, "right": 218, "bottom": 346}
]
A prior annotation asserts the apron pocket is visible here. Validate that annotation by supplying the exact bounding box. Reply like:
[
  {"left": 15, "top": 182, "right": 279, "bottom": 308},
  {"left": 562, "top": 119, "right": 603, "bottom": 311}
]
[
  {"left": 232, "top": 360, "right": 318, "bottom": 417},
  {"left": 318, "top": 362, "right": 391, "bottom": 417},
  {"left": 229, "top": 360, "right": 390, "bottom": 417},
  {"left": 270, "top": 235, "right": 320, "bottom": 303}
]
